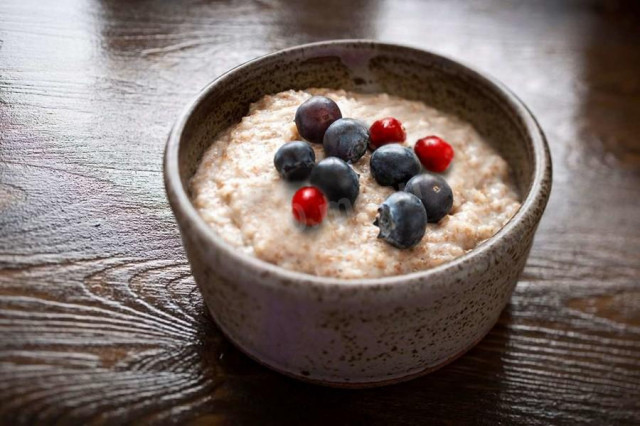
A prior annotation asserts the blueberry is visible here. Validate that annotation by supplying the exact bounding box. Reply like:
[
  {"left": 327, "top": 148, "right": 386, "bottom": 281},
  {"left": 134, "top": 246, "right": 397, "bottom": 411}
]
[
  {"left": 295, "top": 96, "right": 342, "bottom": 144},
  {"left": 404, "top": 174, "right": 453, "bottom": 223},
  {"left": 370, "top": 144, "right": 421, "bottom": 188},
  {"left": 273, "top": 141, "right": 316, "bottom": 181},
  {"left": 322, "top": 118, "right": 369, "bottom": 163},
  {"left": 374, "top": 192, "right": 427, "bottom": 249},
  {"left": 309, "top": 157, "right": 359, "bottom": 210}
]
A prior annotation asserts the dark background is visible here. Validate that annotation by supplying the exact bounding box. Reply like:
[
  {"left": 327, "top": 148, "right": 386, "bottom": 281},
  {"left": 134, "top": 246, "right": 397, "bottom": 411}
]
[{"left": 1, "top": 0, "right": 639, "bottom": 424}]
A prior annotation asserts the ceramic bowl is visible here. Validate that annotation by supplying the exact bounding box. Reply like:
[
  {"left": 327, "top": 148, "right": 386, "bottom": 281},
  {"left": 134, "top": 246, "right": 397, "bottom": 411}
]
[{"left": 164, "top": 40, "right": 551, "bottom": 388}]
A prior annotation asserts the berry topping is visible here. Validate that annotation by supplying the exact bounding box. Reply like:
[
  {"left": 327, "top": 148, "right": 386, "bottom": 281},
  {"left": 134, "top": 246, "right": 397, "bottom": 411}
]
[
  {"left": 374, "top": 192, "right": 427, "bottom": 249},
  {"left": 273, "top": 141, "right": 316, "bottom": 181},
  {"left": 291, "top": 186, "right": 328, "bottom": 226},
  {"left": 404, "top": 173, "right": 453, "bottom": 223},
  {"left": 414, "top": 136, "right": 454, "bottom": 173},
  {"left": 295, "top": 96, "right": 342, "bottom": 144},
  {"left": 310, "top": 157, "right": 359, "bottom": 210},
  {"left": 323, "top": 118, "right": 369, "bottom": 163},
  {"left": 369, "top": 117, "right": 406, "bottom": 150},
  {"left": 370, "top": 144, "right": 421, "bottom": 188}
]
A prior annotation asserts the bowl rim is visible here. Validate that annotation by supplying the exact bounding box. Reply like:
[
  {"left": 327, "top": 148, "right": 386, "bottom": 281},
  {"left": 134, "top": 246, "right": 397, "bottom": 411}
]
[{"left": 164, "top": 39, "right": 552, "bottom": 290}]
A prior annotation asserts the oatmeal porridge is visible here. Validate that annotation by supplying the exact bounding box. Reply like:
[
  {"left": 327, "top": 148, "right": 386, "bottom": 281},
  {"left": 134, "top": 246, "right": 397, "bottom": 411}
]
[{"left": 190, "top": 89, "right": 521, "bottom": 279}]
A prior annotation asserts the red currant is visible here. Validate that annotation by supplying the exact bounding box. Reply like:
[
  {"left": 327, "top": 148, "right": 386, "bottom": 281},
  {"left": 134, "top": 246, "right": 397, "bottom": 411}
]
[
  {"left": 291, "top": 186, "right": 328, "bottom": 226},
  {"left": 369, "top": 117, "right": 406, "bottom": 149},
  {"left": 414, "top": 136, "right": 454, "bottom": 172}
]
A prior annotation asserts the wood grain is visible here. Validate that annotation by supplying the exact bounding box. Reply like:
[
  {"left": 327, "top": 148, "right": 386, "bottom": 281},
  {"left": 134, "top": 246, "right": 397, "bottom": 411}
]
[{"left": 1, "top": 0, "right": 640, "bottom": 424}]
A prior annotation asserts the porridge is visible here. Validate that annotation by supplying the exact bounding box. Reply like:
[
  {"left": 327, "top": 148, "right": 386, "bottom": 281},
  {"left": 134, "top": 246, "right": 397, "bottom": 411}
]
[{"left": 190, "top": 88, "right": 521, "bottom": 279}]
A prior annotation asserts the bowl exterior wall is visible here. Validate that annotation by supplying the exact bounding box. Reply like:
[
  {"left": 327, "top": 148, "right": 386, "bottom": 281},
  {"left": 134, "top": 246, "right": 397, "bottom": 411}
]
[{"left": 172, "top": 206, "right": 537, "bottom": 386}]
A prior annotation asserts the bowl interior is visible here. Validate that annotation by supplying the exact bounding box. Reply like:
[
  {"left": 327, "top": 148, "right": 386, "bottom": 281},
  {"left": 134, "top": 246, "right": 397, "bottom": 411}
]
[{"left": 176, "top": 40, "right": 535, "bottom": 214}]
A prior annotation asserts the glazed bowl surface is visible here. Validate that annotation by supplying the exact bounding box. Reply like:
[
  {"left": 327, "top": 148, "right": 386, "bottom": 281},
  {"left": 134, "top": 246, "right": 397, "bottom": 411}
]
[{"left": 164, "top": 40, "right": 551, "bottom": 387}]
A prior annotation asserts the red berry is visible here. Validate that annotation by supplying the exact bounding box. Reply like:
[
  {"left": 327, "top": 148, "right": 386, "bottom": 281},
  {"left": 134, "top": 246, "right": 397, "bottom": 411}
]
[
  {"left": 369, "top": 117, "right": 406, "bottom": 149},
  {"left": 292, "top": 186, "right": 328, "bottom": 226},
  {"left": 414, "top": 136, "right": 454, "bottom": 172}
]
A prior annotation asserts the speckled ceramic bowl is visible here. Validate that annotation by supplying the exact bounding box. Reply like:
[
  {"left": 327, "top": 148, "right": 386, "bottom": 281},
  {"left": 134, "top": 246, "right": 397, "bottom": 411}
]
[{"left": 164, "top": 40, "right": 551, "bottom": 388}]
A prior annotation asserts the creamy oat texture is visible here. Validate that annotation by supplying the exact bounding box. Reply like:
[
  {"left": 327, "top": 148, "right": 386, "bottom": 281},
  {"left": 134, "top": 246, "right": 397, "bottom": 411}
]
[{"left": 190, "top": 89, "right": 521, "bottom": 279}]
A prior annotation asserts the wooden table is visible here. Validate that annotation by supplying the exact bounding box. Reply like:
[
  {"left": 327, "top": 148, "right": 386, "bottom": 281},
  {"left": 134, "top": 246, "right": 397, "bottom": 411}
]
[{"left": 1, "top": 0, "right": 639, "bottom": 424}]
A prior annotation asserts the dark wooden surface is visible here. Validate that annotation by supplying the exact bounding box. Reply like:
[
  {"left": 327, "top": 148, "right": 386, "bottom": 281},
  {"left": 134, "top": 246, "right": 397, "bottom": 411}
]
[{"left": 1, "top": 0, "right": 639, "bottom": 424}]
